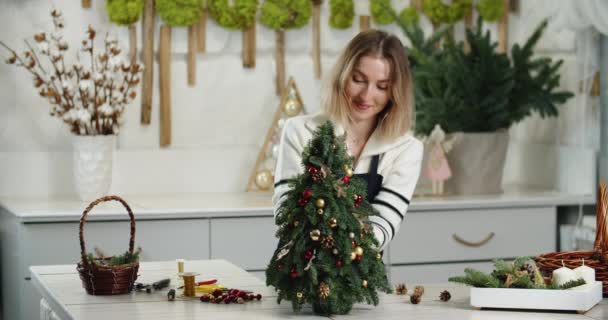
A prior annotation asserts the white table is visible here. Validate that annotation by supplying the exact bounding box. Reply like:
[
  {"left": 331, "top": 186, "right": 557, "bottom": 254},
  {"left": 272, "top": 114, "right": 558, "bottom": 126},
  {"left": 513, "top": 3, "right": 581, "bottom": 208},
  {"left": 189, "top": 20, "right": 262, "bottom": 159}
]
[{"left": 30, "top": 259, "right": 608, "bottom": 320}]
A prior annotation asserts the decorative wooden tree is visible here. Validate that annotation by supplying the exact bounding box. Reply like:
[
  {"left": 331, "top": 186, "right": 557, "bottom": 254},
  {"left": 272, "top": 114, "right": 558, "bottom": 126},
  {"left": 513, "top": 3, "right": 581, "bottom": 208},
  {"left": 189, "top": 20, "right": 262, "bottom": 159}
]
[
  {"left": 247, "top": 77, "right": 306, "bottom": 191},
  {"left": 208, "top": 0, "right": 259, "bottom": 68},
  {"left": 105, "top": 0, "right": 144, "bottom": 64},
  {"left": 312, "top": 0, "right": 322, "bottom": 79},
  {"left": 260, "top": 0, "right": 312, "bottom": 95}
]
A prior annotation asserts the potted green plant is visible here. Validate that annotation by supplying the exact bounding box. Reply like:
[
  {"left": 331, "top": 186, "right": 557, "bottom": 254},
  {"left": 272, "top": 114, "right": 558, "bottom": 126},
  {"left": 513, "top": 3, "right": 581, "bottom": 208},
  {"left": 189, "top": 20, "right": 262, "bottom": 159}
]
[{"left": 395, "top": 15, "right": 574, "bottom": 194}]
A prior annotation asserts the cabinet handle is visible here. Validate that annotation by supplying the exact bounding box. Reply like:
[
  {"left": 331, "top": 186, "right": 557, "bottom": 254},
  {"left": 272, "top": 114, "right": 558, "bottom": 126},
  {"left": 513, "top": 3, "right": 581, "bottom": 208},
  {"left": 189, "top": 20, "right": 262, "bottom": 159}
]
[{"left": 452, "top": 232, "right": 495, "bottom": 247}]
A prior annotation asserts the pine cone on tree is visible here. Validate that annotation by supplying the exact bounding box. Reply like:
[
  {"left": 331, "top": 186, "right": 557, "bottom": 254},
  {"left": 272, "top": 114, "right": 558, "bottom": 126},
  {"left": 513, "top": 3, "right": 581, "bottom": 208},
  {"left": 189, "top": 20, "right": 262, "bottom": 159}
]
[
  {"left": 439, "top": 290, "right": 451, "bottom": 302},
  {"left": 318, "top": 282, "right": 330, "bottom": 299},
  {"left": 321, "top": 235, "right": 335, "bottom": 249}
]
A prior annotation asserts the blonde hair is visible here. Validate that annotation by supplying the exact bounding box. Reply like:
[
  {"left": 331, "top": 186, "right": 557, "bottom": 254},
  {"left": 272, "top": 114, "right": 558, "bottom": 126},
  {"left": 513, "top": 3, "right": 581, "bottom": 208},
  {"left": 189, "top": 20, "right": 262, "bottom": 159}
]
[{"left": 322, "top": 29, "right": 414, "bottom": 141}]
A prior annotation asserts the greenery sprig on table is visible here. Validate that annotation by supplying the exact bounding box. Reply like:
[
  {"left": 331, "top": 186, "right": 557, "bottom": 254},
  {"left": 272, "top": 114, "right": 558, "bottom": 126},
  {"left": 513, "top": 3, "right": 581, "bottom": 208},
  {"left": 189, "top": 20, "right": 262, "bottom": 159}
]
[
  {"left": 448, "top": 257, "right": 586, "bottom": 290},
  {"left": 86, "top": 247, "right": 141, "bottom": 266}
]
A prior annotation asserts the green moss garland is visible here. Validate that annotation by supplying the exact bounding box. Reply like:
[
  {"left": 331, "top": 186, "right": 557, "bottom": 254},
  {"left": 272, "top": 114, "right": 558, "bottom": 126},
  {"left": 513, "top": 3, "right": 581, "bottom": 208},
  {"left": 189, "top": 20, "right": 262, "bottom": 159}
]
[
  {"left": 422, "top": 0, "right": 472, "bottom": 24},
  {"left": 329, "top": 0, "right": 354, "bottom": 29},
  {"left": 260, "top": 0, "right": 312, "bottom": 30},
  {"left": 156, "top": 0, "right": 204, "bottom": 27},
  {"left": 106, "top": 0, "right": 144, "bottom": 25},
  {"left": 476, "top": 0, "right": 504, "bottom": 22},
  {"left": 399, "top": 6, "right": 419, "bottom": 26},
  {"left": 370, "top": 0, "right": 394, "bottom": 25},
  {"left": 208, "top": 0, "right": 258, "bottom": 30}
]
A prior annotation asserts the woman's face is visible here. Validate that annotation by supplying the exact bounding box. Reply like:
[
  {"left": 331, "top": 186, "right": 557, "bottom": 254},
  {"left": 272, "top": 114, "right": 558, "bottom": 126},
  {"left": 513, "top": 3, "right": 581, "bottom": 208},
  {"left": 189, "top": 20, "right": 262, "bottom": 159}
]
[{"left": 345, "top": 55, "right": 392, "bottom": 124}]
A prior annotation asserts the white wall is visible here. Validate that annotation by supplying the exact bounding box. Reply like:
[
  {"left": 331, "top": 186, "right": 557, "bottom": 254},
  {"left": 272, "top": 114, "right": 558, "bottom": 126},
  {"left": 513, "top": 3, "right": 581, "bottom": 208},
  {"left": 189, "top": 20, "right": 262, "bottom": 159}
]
[{"left": 0, "top": 0, "right": 597, "bottom": 197}]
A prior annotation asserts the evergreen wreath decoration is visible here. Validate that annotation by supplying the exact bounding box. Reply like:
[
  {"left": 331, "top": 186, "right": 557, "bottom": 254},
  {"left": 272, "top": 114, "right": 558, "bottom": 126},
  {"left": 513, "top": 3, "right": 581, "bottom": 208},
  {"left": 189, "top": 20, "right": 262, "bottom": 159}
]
[
  {"left": 156, "top": 0, "right": 204, "bottom": 26},
  {"left": 476, "top": 0, "right": 504, "bottom": 22},
  {"left": 399, "top": 6, "right": 420, "bottom": 26},
  {"left": 260, "top": 0, "right": 312, "bottom": 30},
  {"left": 106, "top": 0, "right": 144, "bottom": 25},
  {"left": 370, "top": 0, "right": 394, "bottom": 25},
  {"left": 329, "top": 0, "right": 354, "bottom": 29},
  {"left": 421, "top": 0, "right": 472, "bottom": 24},
  {"left": 208, "top": 0, "right": 259, "bottom": 29}
]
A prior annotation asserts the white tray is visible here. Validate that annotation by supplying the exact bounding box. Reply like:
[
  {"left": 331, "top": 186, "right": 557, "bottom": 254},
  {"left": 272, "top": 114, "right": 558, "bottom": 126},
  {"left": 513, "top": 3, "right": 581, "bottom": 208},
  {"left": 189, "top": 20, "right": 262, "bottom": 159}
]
[{"left": 470, "top": 281, "right": 603, "bottom": 313}]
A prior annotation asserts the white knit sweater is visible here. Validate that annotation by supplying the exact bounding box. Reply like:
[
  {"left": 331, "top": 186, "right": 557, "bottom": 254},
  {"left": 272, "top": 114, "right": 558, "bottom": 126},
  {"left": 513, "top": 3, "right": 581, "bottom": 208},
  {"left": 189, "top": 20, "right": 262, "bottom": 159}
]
[{"left": 272, "top": 113, "right": 424, "bottom": 251}]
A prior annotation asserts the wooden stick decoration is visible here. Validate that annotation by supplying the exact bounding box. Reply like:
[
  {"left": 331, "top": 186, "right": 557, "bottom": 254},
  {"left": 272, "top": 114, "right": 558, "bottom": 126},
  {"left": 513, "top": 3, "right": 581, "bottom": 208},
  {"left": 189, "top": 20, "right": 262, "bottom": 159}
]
[
  {"left": 243, "top": 23, "right": 256, "bottom": 68},
  {"left": 140, "top": 0, "right": 155, "bottom": 124},
  {"left": 208, "top": 0, "right": 258, "bottom": 68},
  {"left": 82, "top": 0, "right": 92, "bottom": 8},
  {"left": 187, "top": 25, "right": 197, "bottom": 85},
  {"left": 159, "top": 25, "right": 172, "bottom": 147},
  {"left": 312, "top": 0, "right": 322, "bottom": 79},
  {"left": 197, "top": 6, "right": 207, "bottom": 52},
  {"left": 497, "top": 0, "right": 509, "bottom": 53},
  {"left": 354, "top": 0, "right": 370, "bottom": 32},
  {"left": 260, "top": 0, "right": 312, "bottom": 95},
  {"left": 463, "top": 7, "right": 473, "bottom": 53},
  {"left": 156, "top": 0, "right": 204, "bottom": 145}
]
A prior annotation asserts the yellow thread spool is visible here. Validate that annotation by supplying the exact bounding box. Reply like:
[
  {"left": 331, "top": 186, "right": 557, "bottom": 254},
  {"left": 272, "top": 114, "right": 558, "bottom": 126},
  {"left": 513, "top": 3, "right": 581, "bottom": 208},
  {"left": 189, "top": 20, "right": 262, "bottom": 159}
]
[{"left": 181, "top": 273, "right": 196, "bottom": 297}]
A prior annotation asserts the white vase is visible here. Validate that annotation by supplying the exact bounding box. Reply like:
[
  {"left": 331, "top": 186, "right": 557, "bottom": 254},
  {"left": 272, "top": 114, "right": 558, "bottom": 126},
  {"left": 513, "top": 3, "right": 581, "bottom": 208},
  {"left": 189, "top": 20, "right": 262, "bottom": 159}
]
[{"left": 72, "top": 135, "right": 116, "bottom": 202}]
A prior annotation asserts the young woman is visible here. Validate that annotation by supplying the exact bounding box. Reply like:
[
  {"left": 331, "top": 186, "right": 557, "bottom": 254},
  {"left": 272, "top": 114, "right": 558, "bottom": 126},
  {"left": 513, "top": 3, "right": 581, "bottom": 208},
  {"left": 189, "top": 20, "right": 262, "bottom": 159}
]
[{"left": 273, "top": 29, "right": 423, "bottom": 251}]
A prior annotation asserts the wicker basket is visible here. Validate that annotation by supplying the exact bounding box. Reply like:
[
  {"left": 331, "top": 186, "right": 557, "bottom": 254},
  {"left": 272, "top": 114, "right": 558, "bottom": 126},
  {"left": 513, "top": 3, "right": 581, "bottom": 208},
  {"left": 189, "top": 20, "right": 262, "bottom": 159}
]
[
  {"left": 76, "top": 195, "right": 139, "bottom": 295},
  {"left": 536, "top": 182, "right": 608, "bottom": 296}
]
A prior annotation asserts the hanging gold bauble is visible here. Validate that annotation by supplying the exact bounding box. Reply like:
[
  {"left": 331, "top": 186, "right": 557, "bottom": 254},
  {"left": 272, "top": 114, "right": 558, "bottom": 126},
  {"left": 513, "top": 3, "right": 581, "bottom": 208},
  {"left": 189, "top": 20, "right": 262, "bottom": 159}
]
[
  {"left": 344, "top": 165, "right": 353, "bottom": 177},
  {"left": 315, "top": 198, "right": 325, "bottom": 208},
  {"left": 254, "top": 169, "right": 273, "bottom": 190},
  {"left": 296, "top": 292, "right": 303, "bottom": 299},
  {"left": 355, "top": 246, "right": 364, "bottom": 256},
  {"left": 310, "top": 229, "right": 321, "bottom": 241},
  {"left": 376, "top": 253, "right": 382, "bottom": 260},
  {"left": 283, "top": 99, "right": 301, "bottom": 117},
  {"left": 317, "top": 208, "right": 324, "bottom": 215},
  {"left": 362, "top": 280, "right": 368, "bottom": 288},
  {"left": 332, "top": 248, "right": 339, "bottom": 255},
  {"left": 350, "top": 251, "right": 357, "bottom": 261},
  {"left": 328, "top": 217, "right": 337, "bottom": 228},
  {"left": 293, "top": 221, "right": 299, "bottom": 227}
]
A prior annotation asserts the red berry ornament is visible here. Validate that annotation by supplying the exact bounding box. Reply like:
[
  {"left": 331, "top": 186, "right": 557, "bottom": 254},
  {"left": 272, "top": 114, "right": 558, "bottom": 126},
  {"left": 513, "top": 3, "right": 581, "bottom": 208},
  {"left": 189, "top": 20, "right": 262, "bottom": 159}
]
[
  {"left": 336, "top": 260, "right": 343, "bottom": 267},
  {"left": 304, "top": 250, "right": 314, "bottom": 260},
  {"left": 302, "top": 189, "right": 312, "bottom": 199},
  {"left": 342, "top": 176, "right": 350, "bottom": 184}
]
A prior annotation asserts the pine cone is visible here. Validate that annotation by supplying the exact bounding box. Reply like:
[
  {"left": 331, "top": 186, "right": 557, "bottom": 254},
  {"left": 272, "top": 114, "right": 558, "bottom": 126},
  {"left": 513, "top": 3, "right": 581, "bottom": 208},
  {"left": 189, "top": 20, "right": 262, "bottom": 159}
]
[
  {"left": 413, "top": 285, "right": 424, "bottom": 297},
  {"left": 439, "top": 290, "right": 451, "bottom": 302},
  {"left": 321, "top": 235, "right": 335, "bottom": 249},
  {"left": 394, "top": 283, "right": 407, "bottom": 295},
  {"left": 410, "top": 294, "right": 421, "bottom": 304},
  {"left": 318, "top": 282, "right": 330, "bottom": 299}
]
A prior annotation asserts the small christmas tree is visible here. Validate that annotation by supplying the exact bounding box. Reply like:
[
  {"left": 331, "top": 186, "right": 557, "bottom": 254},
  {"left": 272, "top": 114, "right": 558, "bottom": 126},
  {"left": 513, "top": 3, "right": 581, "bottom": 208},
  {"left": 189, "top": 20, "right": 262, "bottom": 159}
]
[{"left": 266, "top": 121, "right": 391, "bottom": 315}]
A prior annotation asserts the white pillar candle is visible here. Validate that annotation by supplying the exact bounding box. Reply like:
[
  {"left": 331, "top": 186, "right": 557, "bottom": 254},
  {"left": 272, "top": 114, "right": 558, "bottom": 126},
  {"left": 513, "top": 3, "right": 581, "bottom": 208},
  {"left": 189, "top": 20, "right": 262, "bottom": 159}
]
[
  {"left": 552, "top": 261, "right": 577, "bottom": 286},
  {"left": 574, "top": 259, "right": 595, "bottom": 285}
]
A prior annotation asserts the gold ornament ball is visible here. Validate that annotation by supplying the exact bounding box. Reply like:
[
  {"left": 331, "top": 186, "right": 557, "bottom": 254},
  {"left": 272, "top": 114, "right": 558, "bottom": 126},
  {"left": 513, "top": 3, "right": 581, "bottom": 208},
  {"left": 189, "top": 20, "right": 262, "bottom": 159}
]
[
  {"left": 283, "top": 99, "right": 301, "bottom": 117},
  {"left": 296, "top": 292, "right": 303, "bottom": 299},
  {"left": 345, "top": 168, "right": 353, "bottom": 177},
  {"left": 255, "top": 170, "right": 273, "bottom": 190},
  {"left": 376, "top": 253, "right": 382, "bottom": 260},
  {"left": 349, "top": 232, "right": 355, "bottom": 239},
  {"left": 350, "top": 251, "right": 357, "bottom": 261},
  {"left": 310, "top": 229, "right": 321, "bottom": 241},
  {"left": 293, "top": 221, "right": 299, "bottom": 227},
  {"left": 332, "top": 248, "right": 339, "bottom": 255},
  {"left": 355, "top": 246, "right": 364, "bottom": 256},
  {"left": 362, "top": 280, "right": 368, "bottom": 288},
  {"left": 328, "top": 217, "right": 337, "bottom": 228},
  {"left": 317, "top": 208, "right": 324, "bottom": 215},
  {"left": 315, "top": 198, "right": 325, "bottom": 208}
]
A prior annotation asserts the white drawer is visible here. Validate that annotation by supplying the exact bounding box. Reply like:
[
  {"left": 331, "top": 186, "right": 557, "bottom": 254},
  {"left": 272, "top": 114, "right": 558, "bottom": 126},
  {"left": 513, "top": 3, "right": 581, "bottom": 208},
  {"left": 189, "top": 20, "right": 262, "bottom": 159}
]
[
  {"left": 390, "top": 261, "right": 494, "bottom": 284},
  {"left": 210, "top": 217, "right": 277, "bottom": 270},
  {"left": 389, "top": 207, "right": 556, "bottom": 264}
]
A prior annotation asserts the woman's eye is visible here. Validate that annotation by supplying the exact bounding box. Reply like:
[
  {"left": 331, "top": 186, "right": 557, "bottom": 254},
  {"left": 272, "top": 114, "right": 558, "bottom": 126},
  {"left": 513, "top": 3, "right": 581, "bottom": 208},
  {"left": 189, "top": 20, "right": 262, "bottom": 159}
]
[
  {"left": 353, "top": 77, "right": 364, "bottom": 83},
  {"left": 377, "top": 85, "right": 388, "bottom": 91}
]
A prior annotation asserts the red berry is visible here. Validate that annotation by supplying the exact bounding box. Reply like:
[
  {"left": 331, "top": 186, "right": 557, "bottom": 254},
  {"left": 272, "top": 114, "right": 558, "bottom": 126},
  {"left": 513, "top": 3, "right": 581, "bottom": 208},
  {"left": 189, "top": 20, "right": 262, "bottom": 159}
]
[
  {"left": 224, "top": 298, "right": 231, "bottom": 304},
  {"left": 298, "top": 198, "right": 308, "bottom": 207},
  {"left": 302, "top": 189, "right": 312, "bottom": 199},
  {"left": 229, "top": 289, "right": 239, "bottom": 296},
  {"left": 304, "top": 250, "right": 313, "bottom": 260},
  {"left": 256, "top": 294, "right": 262, "bottom": 300},
  {"left": 200, "top": 295, "right": 210, "bottom": 302},
  {"left": 355, "top": 203, "right": 360, "bottom": 208},
  {"left": 238, "top": 291, "right": 247, "bottom": 298},
  {"left": 356, "top": 255, "right": 362, "bottom": 262},
  {"left": 212, "top": 288, "right": 223, "bottom": 297},
  {"left": 291, "top": 272, "right": 298, "bottom": 278},
  {"left": 343, "top": 176, "right": 350, "bottom": 184},
  {"left": 307, "top": 166, "right": 318, "bottom": 175},
  {"left": 336, "top": 261, "right": 343, "bottom": 267}
]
